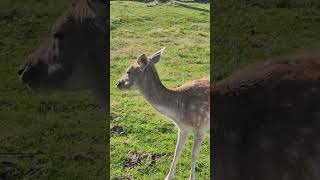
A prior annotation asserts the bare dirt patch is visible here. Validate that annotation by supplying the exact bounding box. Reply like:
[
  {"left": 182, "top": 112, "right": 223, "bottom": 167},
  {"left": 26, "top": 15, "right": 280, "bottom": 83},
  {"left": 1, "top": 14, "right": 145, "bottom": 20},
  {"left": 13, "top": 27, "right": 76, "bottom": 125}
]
[
  {"left": 111, "top": 124, "right": 126, "bottom": 135},
  {"left": 123, "top": 151, "right": 148, "bottom": 168}
]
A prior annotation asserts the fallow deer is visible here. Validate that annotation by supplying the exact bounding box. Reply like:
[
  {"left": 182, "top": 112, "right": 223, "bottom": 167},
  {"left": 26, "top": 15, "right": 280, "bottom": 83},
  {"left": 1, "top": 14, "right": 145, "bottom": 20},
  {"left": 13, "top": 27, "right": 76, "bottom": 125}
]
[
  {"left": 212, "top": 54, "right": 320, "bottom": 180},
  {"left": 18, "top": 0, "right": 108, "bottom": 108},
  {"left": 117, "top": 47, "right": 210, "bottom": 180}
]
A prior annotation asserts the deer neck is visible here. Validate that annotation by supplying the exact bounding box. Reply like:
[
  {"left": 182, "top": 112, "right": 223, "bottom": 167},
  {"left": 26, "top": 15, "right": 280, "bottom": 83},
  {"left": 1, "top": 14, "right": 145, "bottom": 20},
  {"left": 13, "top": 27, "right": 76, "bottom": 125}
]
[{"left": 138, "top": 66, "right": 178, "bottom": 118}]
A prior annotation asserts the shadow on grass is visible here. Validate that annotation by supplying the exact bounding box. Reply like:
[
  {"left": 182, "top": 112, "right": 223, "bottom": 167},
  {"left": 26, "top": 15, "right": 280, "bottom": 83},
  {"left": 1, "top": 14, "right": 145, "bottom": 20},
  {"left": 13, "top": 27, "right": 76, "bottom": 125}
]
[
  {"left": 175, "top": 1, "right": 210, "bottom": 13},
  {"left": 111, "top": 0, "right": 210, "bottom": 4},
  {"left": 177, "top": 0, "right": 210, "bottom": 3}
]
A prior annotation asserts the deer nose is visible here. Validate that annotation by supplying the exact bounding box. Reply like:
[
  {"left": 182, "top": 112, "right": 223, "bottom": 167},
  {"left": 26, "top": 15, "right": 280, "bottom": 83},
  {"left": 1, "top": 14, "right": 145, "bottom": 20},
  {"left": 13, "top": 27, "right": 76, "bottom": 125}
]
[
  {"left": 18, "top": 64, "right": 27, "bottom": 75},
  {"left": 19, "top": 62, "right": 48, "bottom": 84},
  {"left": 20, "top": 64, "right": 33, "bottom": 84},
  {"left": 116, "top": 81, "right": 123, "bottom": 89}
]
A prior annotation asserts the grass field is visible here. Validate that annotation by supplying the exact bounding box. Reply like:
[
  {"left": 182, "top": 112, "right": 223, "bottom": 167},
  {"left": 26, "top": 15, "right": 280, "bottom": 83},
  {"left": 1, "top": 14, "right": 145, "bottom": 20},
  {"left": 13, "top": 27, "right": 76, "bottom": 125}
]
[
  {"left": 213, "top": 0, "right": 320, "bottom": 81},
  {"left": 110, "top": 1, "right": 210, "bottom": 179},
  {"left": 0, "top": 1, "right": 107, "bottom": 179}
]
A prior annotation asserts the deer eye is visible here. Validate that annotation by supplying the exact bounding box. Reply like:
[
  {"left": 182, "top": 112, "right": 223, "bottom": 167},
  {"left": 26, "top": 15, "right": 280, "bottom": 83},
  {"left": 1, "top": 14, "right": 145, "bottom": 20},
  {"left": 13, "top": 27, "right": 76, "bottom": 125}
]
[
  {"left": 127, "top": 71, "right": 131, "bottom": 74},
  {"left": 54, "top": 31, "right": 65, "bottom": 40}
]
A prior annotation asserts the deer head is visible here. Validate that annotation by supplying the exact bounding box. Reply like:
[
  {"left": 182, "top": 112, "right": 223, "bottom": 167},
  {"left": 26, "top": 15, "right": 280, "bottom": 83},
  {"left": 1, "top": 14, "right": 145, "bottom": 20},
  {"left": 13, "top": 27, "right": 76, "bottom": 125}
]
[{"left": 117, "top": 47, "right": 165, "bottom": 90}]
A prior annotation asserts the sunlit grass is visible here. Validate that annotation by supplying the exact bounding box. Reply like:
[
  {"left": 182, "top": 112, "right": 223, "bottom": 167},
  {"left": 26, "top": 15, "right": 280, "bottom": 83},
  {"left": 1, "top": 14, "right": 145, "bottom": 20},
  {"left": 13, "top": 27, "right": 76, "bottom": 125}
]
[{"left": 110, "top": 1, "right": 210, "bottom": 179}]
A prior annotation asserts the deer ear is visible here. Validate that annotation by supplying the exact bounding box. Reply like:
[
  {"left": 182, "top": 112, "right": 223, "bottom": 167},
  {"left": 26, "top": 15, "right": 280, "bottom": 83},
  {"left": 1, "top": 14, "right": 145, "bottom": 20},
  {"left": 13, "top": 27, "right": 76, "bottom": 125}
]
[
  {"left": 150, "top": 47, "right": 165, "bottom": 64},
  {"left": 137, "top": 54, "right": 149, "bottom": 70},
  {"left": 87, "top": 0, "right": 107, "bottom": 19}
]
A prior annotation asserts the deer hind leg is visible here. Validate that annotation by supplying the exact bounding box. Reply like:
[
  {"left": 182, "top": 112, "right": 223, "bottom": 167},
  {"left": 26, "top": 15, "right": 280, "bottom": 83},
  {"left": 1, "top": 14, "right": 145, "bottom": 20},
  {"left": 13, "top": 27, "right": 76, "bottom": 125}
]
[
  {"left": 165, "top": 130, "right": 188, "bottom": 180},
  {"left": 189, "top": 131, "right": 205, "bottom": 180}
]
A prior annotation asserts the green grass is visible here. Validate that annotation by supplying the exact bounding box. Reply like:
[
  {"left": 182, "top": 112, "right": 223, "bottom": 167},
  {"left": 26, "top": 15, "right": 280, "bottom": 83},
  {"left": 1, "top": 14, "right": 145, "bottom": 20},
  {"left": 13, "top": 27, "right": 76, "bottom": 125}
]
[
  {"left": 0, "top": 1, "right": 107, "bottom": 179},
  {"left": 110, "top": 1, "right": 210, "bottom": 179},
  {"left": 213, "top": 1, "right": 320, "bottom": 81}
]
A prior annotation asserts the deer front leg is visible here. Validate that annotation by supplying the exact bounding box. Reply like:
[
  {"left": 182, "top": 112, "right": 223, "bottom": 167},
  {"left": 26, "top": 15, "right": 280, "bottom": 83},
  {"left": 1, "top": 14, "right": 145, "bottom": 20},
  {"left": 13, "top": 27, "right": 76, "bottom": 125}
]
[
  {"left": 165, "top": 130, "right": 188, "bottom": 180},
  {"left": 189, "top": 131, "right": 205, "bottom": 180}
]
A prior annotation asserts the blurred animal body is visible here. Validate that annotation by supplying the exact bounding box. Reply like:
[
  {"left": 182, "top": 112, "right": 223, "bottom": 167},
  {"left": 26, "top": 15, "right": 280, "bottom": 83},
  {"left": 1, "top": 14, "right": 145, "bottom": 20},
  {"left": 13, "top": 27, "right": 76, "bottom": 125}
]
[{"left": 212, "top": 54, "right": 320, "bottom": 180}]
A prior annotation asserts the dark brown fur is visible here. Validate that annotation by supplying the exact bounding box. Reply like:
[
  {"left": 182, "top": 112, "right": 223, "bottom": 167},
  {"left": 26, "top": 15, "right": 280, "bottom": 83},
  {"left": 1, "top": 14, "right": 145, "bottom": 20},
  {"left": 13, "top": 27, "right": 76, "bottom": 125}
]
[{"left": 212, "top": 54, "right": 320, "bottom": 180}]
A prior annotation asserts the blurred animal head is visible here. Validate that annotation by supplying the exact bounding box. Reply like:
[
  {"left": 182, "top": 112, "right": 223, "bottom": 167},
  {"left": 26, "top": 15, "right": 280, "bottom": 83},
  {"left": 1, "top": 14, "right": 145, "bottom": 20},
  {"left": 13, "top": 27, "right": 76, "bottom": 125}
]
[{"left": 19, "top": 0, "right": 107, "bottom": 92}]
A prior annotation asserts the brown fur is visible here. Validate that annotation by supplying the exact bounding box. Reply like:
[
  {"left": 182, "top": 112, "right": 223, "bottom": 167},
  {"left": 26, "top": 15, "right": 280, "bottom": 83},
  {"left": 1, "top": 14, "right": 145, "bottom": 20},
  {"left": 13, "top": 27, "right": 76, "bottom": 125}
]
[{"left": 212, "top": 54, "right": 320, "bottom": 180}]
